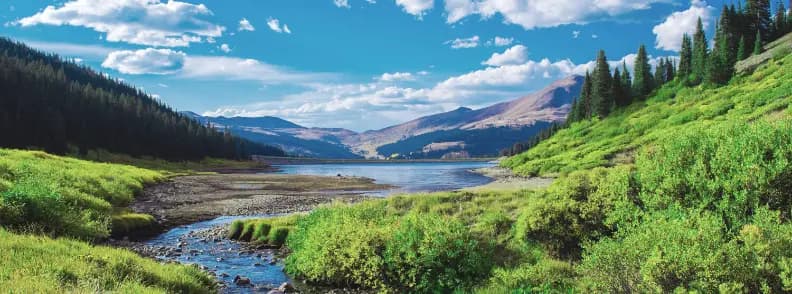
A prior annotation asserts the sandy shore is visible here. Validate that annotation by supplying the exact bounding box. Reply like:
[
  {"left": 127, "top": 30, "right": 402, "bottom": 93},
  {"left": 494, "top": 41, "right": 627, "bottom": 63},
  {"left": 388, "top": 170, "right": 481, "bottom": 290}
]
[
  {"left": 466, "top": 166, "right": 554, "bottom": 191},
  {"left": 131, "top": 173, "right": 392, "bottom": 232}
]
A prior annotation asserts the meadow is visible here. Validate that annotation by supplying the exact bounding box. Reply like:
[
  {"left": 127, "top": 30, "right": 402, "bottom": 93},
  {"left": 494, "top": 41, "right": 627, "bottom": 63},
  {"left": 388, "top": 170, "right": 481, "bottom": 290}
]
[{"left": 229, "top": 52, "right": 792, "bottom": 293}]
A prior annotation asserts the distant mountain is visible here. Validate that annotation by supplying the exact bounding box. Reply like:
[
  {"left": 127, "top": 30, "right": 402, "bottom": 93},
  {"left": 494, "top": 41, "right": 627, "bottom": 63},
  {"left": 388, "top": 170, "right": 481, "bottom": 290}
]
[
  {"left": 344, "top": 75, "right": 583, "bottom": 158},
  {"left": 184, "top": 113, "right": 361, "bottom": 159},
  {"left": 186, "top": 75, "right": 583, "bottom": 159}
]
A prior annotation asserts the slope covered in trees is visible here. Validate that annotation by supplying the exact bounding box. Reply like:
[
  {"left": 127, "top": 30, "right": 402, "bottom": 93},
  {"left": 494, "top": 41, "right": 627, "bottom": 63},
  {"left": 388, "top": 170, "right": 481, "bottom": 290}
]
[{"left": 0, "top": 38, "right": 284, "bottom": 160}]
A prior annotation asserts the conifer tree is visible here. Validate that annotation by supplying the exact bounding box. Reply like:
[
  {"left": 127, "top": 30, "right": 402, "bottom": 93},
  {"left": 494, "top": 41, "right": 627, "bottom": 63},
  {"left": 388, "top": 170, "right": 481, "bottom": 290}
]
[
  {"left": 774, "top": 1, "right": 787, "bottom": 37},
  {"left": 633, "top": 45, "right": 654, "bottom": 97},
  {"left": 664, "top": 58, "right": 675, "bottom": 83},
  {"left": 707, "top": 27, "right": 734, "bottom": 85},
  {"left": 654, "top": 59, "right": 666, "bottom": 86},
  {"left": 612, "top": 68, "right": 627, "bottom": 108},
  {"left": 591, "top": 50, "right": 613, "bottom": 118},
  {"left": 579, "top": 72, "right": 593, "bottom": 119},
  {"left": 692, "top": 17, "right": 709, "bottom": 82},
  {"left": 620, "top": 61, "right": 632, "bottom": 102},
  {"left": 567, "top": 98, "right": 580, "bottom": 123},
  {"left": 754, "top": 30, "right": 764, "bottom": 54},
  {"left": 678, "top": 34, "right": 693, "bottom": 77},
  {"left": 737, "top": 35, "right": 748, "bottom": 60},
  {"left": 748, "top": 0, "right": 773, "bottom": 41}
]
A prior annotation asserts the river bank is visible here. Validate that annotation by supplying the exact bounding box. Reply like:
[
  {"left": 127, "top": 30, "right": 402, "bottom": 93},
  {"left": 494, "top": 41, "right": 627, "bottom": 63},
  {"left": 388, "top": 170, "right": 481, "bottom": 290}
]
[{"left": 465, "top": 166, "right": 554, "bottom": 191}]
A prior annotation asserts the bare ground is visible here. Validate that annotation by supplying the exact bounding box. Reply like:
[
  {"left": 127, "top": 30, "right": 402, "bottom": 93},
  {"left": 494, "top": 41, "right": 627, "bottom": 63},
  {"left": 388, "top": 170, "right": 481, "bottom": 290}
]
[{"left": 131, "top": 173, "right": 392, "bottom": 230}]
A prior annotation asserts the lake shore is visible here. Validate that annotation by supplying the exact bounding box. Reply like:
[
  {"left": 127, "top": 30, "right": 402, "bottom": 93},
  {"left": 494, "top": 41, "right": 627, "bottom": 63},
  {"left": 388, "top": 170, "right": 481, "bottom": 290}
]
[
  {"left": 127, "top": 173, "right": 392, "bottom": 237},
  {"left": 466, "top": 166, "right": 555, "bottom": 191}
]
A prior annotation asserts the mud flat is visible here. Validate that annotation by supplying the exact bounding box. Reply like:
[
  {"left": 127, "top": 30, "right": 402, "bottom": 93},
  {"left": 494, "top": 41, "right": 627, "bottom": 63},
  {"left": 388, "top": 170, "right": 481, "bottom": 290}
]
[{"left": 131, "top": 173, "right": 392, "bottom": 231}]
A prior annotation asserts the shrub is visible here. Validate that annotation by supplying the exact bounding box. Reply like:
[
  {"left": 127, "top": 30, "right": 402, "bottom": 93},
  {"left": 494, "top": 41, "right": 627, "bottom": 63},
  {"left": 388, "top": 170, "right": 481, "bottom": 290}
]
[
  {"left": 268, "top": 227, "right": 289, "bottom": 247},
  {"left": 239, "top": 221, "right": 256, "bottom": 242},
  {"left": 227, "top": 220, "right": 244, "bottom": 239}
]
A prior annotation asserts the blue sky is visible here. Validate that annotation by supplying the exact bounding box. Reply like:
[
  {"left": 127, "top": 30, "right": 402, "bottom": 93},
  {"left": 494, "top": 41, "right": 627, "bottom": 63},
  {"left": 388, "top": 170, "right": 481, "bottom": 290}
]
[{"left": 0, "top": 0, "right": 763, "bottom": 131}]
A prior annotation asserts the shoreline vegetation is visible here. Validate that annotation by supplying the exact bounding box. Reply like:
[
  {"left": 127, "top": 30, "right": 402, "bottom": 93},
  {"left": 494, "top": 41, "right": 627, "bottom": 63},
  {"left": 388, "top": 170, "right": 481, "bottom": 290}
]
[{"left": 226, "top": 48, "right": 792, "bottom": 292}]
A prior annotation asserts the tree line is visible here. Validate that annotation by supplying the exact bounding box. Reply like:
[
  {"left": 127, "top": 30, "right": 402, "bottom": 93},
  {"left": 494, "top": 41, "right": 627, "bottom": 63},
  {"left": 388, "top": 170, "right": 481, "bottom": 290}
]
[
  {"left": 503, "top": 0, "right": 791, "bottom": 156},
  {"left": 0, "top": 38, "right": 285, "bottom": 160}
]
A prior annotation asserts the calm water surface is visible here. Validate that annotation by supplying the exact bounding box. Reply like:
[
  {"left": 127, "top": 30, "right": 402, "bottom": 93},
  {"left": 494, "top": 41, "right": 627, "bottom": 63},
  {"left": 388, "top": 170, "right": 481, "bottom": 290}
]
[
  {"left": 275, "top": 161, "right": 495, "bottom": 195},
  {"left": 145, "top": 162, "right": 495, "bottom": 293}
]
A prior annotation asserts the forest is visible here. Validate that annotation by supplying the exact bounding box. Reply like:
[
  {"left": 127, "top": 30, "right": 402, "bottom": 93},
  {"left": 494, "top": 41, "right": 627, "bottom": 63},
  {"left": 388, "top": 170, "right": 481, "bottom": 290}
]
[{"left": 0, "top": 38, "right": 285, "bottom": 160}]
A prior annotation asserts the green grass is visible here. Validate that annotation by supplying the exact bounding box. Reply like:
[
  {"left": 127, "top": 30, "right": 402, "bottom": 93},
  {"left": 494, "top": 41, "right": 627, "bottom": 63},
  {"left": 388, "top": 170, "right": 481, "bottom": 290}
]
[
  {"left": 502, "top": 53, "right": 792, "bottom": 177},
  {"left": 227, "top": 215, "right": 301, "bottom": 247},
  {"left": 80, "top": 149, "right": 268, "bottom": 176},
  {"left": 0, "top": 228, "right": 215, "bottom": 293},
  {"left": 0, "top": 149, "right": 163, "bottom": 239},
  {"left": 231, "top": 49, "right": 792, "bottom": 293}
]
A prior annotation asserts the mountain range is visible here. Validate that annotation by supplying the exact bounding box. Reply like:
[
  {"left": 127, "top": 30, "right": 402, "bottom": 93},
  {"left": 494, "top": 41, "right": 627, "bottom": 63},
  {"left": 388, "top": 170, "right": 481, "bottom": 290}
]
[{"left": 186, "top": 75, "right": 583, "bottom": 159}]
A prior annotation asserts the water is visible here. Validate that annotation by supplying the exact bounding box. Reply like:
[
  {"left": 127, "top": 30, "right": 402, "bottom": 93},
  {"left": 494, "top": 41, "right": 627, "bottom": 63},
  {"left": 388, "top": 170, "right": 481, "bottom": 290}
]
[
  {"left": 275, "top": 161, "right": 495, "bottom": 195},
  {"left": 145, "top": 162, "right": 495, "bottom": 293}
]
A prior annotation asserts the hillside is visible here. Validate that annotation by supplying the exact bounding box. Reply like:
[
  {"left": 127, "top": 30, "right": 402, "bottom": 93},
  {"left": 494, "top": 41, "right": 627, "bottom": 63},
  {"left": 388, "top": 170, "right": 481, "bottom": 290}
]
[
  {"left": 503, "top": 41, "right": 792, "bottom": 176},
  {"left": 347, "top": 75, "right": 583, "bottom": 158},
  {"left": 185, "top": 113, "right": 361, "bottom": 158},
  {"left": 0, "top": 38, "right": 284, "bottom": 160}
]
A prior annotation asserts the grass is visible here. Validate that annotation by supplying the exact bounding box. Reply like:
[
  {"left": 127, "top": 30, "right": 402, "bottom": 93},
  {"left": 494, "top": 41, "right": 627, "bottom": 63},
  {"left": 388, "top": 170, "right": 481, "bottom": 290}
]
[
  {"left": 80, "top": 149, "right": 268, "bottom": 176},
  {"left": 228, "top": 46, "right": 792, "bottom": 293},
  {"left": 228, "top": 215, "right": 301, "bottom": 247},
  {"left": 502, "top": 53, "right": 792, "bottom": 176},
  {"left": 0, "top": 228, "right": 215, "bottom": 293}
]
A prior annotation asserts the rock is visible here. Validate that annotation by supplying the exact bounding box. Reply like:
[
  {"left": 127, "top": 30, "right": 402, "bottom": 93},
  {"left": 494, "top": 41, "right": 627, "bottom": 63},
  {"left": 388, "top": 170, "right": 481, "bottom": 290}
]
[
  {"left": 254, "top": 263, "right": 262, "bottom": 267},
  {"left": 220, "top": 272, "right": 230, "bottom": 278},
  {"left": 267, "top": 291, "right": 285, "bottom": 294},
  {"left": 277, "top": 282, "right": 296, "bottom": 293},
  {"left": 216, "top": 257, "right": 224, "bottom": 262},
  {"left": 233, "top": 275, "right": 252, "bottom": 286}
]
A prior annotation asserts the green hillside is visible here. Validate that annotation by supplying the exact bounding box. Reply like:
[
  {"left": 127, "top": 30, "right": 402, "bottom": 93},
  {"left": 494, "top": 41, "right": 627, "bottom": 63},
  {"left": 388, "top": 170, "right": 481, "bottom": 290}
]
[{"left": 502, "top": 44, "right": 792, "bottom": 176}]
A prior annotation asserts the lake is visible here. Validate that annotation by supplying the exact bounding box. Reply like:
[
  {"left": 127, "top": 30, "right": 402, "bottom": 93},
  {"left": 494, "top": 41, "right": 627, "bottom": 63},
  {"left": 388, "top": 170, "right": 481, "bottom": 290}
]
[{"left": 274, "top": 161, "right": 496, "bottom": 195}]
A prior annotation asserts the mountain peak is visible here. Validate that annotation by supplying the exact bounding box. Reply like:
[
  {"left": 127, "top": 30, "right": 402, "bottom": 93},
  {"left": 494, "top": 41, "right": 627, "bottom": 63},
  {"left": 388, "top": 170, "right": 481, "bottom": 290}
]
[{"left": 454, "top": 106, "right": 473, "bottom": 112}]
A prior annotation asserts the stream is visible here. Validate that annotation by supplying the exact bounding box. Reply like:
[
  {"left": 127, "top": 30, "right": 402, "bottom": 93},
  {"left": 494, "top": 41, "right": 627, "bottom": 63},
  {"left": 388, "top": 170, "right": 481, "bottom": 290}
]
[{"left": 143, "top": 162, "right": 495, "bottom": 293}]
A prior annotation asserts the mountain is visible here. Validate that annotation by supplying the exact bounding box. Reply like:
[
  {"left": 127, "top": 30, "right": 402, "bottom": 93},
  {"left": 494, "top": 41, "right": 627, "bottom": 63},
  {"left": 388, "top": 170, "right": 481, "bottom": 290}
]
[
  {"left": 345, "top": 75, "right": 583, "bottom": 158},
  {"left": 186, "top": 75, "right": 583, "bottom": 159},
  {"left": 0, "top": 38, "right": 284, "bottom": 160},
  {"left": 184, "top": 113, "right": 362, "bottom": 159}
]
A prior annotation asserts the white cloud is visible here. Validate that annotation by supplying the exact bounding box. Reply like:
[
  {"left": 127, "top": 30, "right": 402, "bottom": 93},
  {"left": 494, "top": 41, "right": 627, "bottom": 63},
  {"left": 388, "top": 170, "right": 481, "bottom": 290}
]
[
  {"left": 396, "top": 0, "right": 434, "bottom": 17},
  {"left": 180, "top": 56, "right": 332, "bottom": 84},
  {"left": 446, "top": 35, "right": 479, "bottom": 49},
  {"left": 572, "top": 31, "right": 581, "bottom": 38},
  {"left": 443, "top": 0, "right": 668, "bottom": 30},
  {"left": 591, "top": 34, "right": 599, "bottom": 39},
  {"left": 220, "top": 43, "right": 231, "bottom": 53},
  {"left": 652, "top": 0, "right": 714, "bottom": 51},
  {"left": 482, "top": 44, "right": 528, "bottom": 66},
  {"left": 378, "top": 72, "right": 416, "bottom": 82},
  {"left": 267, "top": 18, "right": 291, "bottom": 34},
  {"left": 238, "top": 18, "right": 255, "bottom": 31},
  {"left": 24, "top": 40, "right": 113, "bottom": 58},
  {"left": 334, "top": 0, "right": 351, "bottom": 8},
  {"left": 17, "top": 0, "right": 224, "bottom": 47},
  {"left": 102, "top": 48, "right": 186, "bottom": 75},
  {"left": 491, "top": 36, "right": 514, "bottom": 46}
]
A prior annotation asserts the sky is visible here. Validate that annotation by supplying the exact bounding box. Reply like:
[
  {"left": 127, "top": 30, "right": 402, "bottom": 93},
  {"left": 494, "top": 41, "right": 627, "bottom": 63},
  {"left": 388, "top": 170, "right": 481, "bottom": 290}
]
[{"left": 0, "top": 0, "right": 770, "bottom": 131}]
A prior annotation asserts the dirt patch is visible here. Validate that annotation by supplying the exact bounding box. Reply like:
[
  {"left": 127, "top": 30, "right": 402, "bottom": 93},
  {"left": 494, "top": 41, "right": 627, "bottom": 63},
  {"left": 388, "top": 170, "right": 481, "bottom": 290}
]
[{"left": 130, "top": 173, "right": 392, "bottom": 234}]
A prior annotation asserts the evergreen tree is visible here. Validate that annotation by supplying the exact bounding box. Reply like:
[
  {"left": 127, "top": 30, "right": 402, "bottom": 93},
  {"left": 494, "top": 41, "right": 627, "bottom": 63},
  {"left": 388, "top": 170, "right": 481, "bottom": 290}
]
[
  {"left": 633, "top": 45, "right": 654, "bottom": 97},
  {"left": 707, "top": 27, "right": 734, "bottom": 85},
  {"left": 664, "top": 58, "right": 676, "bottom": 83},
  {"left": 748, "top": 0, "right": 773, "bottom": 41},
  {"left": 591, "top": 50, "right": 613, "bottom": 118},
  {"left": 678, "top": 34, "right": 693, "bottom": 77},
  {"left": 774, "top": 1, "right": 787, "bottom": 37},
  {"left": 579, "top": 72, "right": 593, "bottom": 119},
  {"left": 754, "top": 30, "right": 764, "bottom": 54},
  {"left": 692, "top": 17, "right": 709, "bottom": 82},
  {"left": 567, "top": 98, "right": 580, "bottom": 123},
  {"left": 654, "top": 59, "right": 666, "bottom": 87},
  {"left": 611, "top": 68, "right": 627, "bottom": 108},
  {"left": 620, "top": 61, "right": 633, "bottom": 103},
  {"left": 737, "top": 35, "right": 748, "bottom": 60}
]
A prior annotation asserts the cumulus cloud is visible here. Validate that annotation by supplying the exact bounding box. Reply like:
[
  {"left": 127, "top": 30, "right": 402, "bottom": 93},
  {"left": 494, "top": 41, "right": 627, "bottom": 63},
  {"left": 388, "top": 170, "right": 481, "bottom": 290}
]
[
  {"left": 396, "top": 0, "right": 434, "bottom": 17},
  {"left": 220, "top": 43, "right": 231, "bottom": 53},
  {"left": 652, "top": 0, "right": 714, "bottom": 51},
  {"left": 443, "top": 0, "right": 667, "bottom": 30},
  {"left": 267, "top": 18, "right": 291, "bottom": 34},
  {"left": 16, "top": 0, "right": 224, "bottom": 47},
  {"left": 334, "top": 0, "right": 351, "bottom": 8},
  {"left": 102, "top": 48, "right": 186, "bottom": 75},
  {"left": 446, "top": 35, "right": 479, "bottom": 49},
  {"left": 238, "top": 18, "right": 255, "bottom": 31},
  {"left": 482, "top": 45, "right": 528, "bottom": 66},
  {"left": 180, "top": 56, "right": 331, "bottom": 84},
  {"left": 378, "top": 72, "right": 416, "bottom": 82},
  {"left": 573, "top": 31, "right": 581, "bottom": 38}
]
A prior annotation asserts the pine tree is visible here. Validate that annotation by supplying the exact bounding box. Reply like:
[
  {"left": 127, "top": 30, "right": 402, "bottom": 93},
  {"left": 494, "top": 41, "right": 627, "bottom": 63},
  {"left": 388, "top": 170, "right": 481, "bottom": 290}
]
[
  {"left": 707, "top": 26, "right": 734, "bottom": 85},
  {"left": 620, "top": 61, "right": 632, "bottom": 103},
  {"left": 567, "top": 98, "right": 580, "bottom": 123},
  {"left": 775, "top": 1, "right": 787, "bottom": 37},
  {"left": 578, "top": 72, "right": 593, "bottom": 120},
  {"left": 692, "top": 17, "right": 709, "bottom": 82},
  {"left": 678, "top": 34, "right": 693, "bottom": 77},
  {"left": 754, "top": 30, "right": 764, "bottom": 54},
  {"left": 737, "top": 35, "right": 748, "bottom": 60},
  {"left": 665, "top": 58, "right": 675, "bottom": 83},
  {"left": 654, "top": 58, "right": 666, "bottom": 87},
  {"left": 591, "top": 50, "right": 613, "bottom": 118},
  {"left": 633, "top": 45, "right": 654, "bottom": 98},
  {"left": 611, "top": 68, "right": 627, "bottom": 108},
  {"left": 748, "top": 0, "right": 773, "bottom": 41}
]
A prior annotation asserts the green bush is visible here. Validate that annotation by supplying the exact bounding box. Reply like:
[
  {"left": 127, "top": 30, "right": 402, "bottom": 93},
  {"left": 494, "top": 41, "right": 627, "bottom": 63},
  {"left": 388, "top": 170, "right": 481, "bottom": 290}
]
[
  {"left": 239, "top": 221, "right": 256, "bottom": 242},
  {"left": 111, "top": 212, "right": 156, "bottom": 236},
  {"left": 268, "top": 227, "right": 289, "bottom": 247},
  {"left": 227, "top": 220, "right": 244, "bottom": 239}
]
